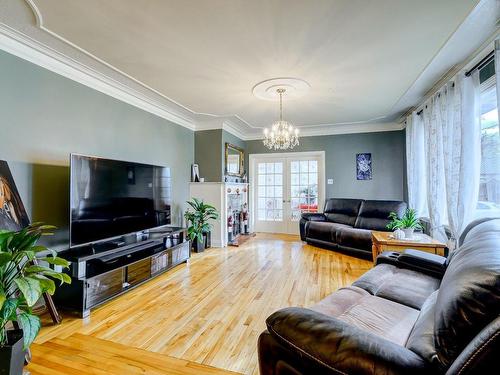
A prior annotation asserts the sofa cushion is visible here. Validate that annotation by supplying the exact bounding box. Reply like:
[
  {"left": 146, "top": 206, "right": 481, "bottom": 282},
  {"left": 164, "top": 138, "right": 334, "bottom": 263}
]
[
  {"left": 336, "top": 227, "right": 372, "bottom": 252},
  {"left": 323, "top": 198, "right": 363, "bottom": 226},
  {"left": 354, "top": 200, "right": 407, "bottom": 231},
  {"left": 433, "top": 218, "right": 500, "bottom": 369},
  {"left": 405, "top": 291, "right": 439, "bottom": 366},
  {"left": 353, "top": 263, "right": 440, "bottom": 310},
  {"left": 305, "top": 221, "right": 336, "bottom": 243},
  {"left": 311, "top": 286, "right": 419, "bottom": 346}
]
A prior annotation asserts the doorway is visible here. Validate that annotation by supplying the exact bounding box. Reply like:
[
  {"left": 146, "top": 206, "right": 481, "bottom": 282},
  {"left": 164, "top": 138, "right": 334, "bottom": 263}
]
[{"left": 250, "top": 151, "right": 325, "bottom": 235}]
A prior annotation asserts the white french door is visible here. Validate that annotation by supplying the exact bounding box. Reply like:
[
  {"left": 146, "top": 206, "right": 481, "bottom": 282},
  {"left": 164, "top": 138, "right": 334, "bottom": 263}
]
[{"left": 250, "top": 152, "right": 325, "bottom": 235}]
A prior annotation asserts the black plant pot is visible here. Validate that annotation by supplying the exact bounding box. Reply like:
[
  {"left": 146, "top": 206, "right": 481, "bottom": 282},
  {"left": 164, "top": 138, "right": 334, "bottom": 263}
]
[
  {"left": 204, "top": 231, "right": 211, "bottom": 249},
  {"left": 192, "top": 238, "right": 205, "bottom": 253},
  {"left": 0, "top": 330, "right": 24, "bottom": 375}
]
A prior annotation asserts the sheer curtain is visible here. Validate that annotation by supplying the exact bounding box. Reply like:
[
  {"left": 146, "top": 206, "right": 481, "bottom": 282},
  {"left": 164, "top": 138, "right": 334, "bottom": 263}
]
[
  {"left": 423, "top": 92, "right": 448, "bottom": 243},
  {"left": 496, "top": 39, "right": 500, "bottom": 119},
  {"left": 443, "top": 72, "right": 481, "bottom": 245},
  {"left": 407, "top": 70, "right": 481, "bottom": 244},
  {"left": 405, "top": 111, "right": 428, "bottom": 218}
]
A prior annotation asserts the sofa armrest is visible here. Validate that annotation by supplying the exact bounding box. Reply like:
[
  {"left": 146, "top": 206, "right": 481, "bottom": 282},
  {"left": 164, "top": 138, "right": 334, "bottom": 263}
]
[
  {"left": 376, "top": 249, "right": 447, "bottom": 279},
  {"left": 265, "top": 307, "right": 429, "bottom": 375},
  {"left": 300, "top": 212, "right": 326, "bottom": 222}
]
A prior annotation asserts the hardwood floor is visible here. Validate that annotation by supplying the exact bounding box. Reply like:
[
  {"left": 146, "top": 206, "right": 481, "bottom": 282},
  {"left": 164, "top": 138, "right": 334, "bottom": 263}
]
[{"left": 29, "top": 234, "right": 372, "bottom": 375}]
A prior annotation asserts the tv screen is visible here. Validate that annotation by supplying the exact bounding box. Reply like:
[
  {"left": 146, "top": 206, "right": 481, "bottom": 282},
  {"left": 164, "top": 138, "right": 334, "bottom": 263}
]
[{"left": 70, "top": 154, "right": 172, "bottom": 247}]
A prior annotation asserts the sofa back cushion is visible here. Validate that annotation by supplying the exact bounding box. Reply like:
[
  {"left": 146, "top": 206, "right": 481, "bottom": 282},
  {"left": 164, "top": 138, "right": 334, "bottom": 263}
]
[
  {"left": 433, "top": 218, "right": 500, "bottom": 370},
  {"left": 323, "top": 198, "right": 363, "bottom": 226},
  {"left": 354, "top": 200, "right": 407, "bottom": 231}
]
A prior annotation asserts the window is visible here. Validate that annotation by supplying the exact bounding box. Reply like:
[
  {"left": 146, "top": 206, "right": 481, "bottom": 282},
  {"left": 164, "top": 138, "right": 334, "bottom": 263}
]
[{"left": 477, "top": 62, "right": 500, "bottom": 218}]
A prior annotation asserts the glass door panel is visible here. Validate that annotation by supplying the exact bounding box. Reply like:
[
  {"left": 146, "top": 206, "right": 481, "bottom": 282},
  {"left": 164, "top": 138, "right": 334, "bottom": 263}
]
[
  {"left": 254, "top": 160, "right": 285, "bottom": 232},
  {"left": 287, "top": 159, "right": 320, "bottom": 234}
]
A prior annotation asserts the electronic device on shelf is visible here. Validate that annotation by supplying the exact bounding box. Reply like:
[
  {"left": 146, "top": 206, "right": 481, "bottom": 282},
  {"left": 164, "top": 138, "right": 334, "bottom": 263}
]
[
  {"left": 70, "top": 153, "right": 172, "bottom": 248},
  {"left": 54, "top": 154, "right": 188, "bottom": 318}
]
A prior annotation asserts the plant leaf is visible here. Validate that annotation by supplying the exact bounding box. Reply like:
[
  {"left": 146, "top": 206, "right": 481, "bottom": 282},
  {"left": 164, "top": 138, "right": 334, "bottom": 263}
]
[
  {"left": 14, "top": 277, "right": 42, "bottom": 306},
  {"left": 0, "top": 289, "right": 5, "bottom": 311},
  {"left": 39, "top": 257, "right": 70, "bottom": 267},
  {"left": 0, "top": 252, "right": 12, "bottom": 267},
  {"left": 0, "top": 299, "right": 19, "bottom": 321},
  {"left": 35, "top": 277, "right": 56, "bottom": 295},
  {"left": 17, "top": 312, "right": 41, "bottom": 349}
]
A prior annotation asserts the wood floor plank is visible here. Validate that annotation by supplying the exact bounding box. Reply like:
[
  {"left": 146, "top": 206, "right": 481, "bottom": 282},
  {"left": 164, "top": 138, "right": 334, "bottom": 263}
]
[{"left": 31, "top": 234, "right": 371, "bottom": 374}]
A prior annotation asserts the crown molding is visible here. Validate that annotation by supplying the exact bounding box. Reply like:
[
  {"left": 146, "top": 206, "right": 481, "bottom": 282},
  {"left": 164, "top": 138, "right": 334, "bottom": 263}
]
[
  {"left": 0, "top": 1, "right": 406, "bottom": 140},
  {"left": 243, "top": 121, "right": 406, "bottom": 141},
  {"left": 0, "top": 20, "right": 196, "bottom": 130}
]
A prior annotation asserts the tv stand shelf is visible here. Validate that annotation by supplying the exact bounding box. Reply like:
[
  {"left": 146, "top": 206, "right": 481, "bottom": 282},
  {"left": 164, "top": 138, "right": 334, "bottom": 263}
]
[{"left": 55, "top": 226, "right": 189, "bottom": 318}]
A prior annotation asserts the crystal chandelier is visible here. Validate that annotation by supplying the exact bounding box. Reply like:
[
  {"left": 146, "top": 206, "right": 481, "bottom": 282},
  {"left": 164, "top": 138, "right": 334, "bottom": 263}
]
[{"left": 263, "top": 88, "right": 299, "bottom": 150}]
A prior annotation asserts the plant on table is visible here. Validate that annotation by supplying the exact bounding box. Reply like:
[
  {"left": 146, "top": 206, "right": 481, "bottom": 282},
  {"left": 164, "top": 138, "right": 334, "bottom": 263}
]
[
  {"left": 386, "top": 208, "right": 422, "bottom": 237},
  {"left": 184, "top": 198, "right": 219, "bottom": 250},
  {"left": 0, "top": 223, "right": 71, "bottom": 350}
]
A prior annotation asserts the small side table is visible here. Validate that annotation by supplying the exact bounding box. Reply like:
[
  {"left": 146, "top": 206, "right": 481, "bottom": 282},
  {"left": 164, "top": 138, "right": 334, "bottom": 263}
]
[{"left": 371, "top": 231, "right": 447, "bottom": 263}]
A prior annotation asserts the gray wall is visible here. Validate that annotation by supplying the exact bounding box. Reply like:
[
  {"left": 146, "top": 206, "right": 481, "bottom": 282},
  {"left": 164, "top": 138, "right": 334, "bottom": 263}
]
[
  {"left": 195, "top": 129, "right": 247, "bottom": 181},
  {"left": 195, "top": 129, "right": 223, "bottom": 181},
  {"left": 0, "top": 50, "right": 194, "bottom": 249},
  {"left": 246, "top": 131, "right": 406, "bottom": 201}
]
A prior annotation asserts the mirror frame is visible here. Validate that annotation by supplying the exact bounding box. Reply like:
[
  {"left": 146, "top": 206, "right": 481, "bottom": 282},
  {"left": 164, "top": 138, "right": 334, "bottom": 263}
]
[{"left": 225, "top": 143, "right": 245, "bottom": 177}]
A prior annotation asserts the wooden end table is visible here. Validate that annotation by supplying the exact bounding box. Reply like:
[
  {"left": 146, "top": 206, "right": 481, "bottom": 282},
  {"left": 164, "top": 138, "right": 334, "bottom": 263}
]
[{"left": 371, "top": 231, "right": 447, "bottom": 263}]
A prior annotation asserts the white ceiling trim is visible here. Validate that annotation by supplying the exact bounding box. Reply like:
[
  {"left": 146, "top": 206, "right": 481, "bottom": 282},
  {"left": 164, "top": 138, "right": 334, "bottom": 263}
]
[
  {"left": 0, "top": 0, "right": 407, "bottom": 140},
  {"left": 0, "top": 22, "right": 196, "bottom": 129}
]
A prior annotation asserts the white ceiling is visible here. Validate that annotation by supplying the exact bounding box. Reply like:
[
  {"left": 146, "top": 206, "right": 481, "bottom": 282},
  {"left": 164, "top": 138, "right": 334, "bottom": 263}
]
[{"left": 25, "top": 0, "right": 481, "bottom": 132}]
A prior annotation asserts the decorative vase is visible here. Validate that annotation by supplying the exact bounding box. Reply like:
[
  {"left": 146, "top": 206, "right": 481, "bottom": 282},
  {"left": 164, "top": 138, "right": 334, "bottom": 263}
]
[
  {"left": 402, "top": 228, "right": 414, "bottom": 239},
  {"left": 393, "top": 228, "right": 405, "bottom": 240}
]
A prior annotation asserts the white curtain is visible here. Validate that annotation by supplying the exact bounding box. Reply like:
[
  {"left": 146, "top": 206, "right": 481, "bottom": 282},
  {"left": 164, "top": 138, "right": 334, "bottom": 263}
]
[
  {"left": 496, "top": 39, "right": 500, "bottom": 120},
  {"left": 418, "top": 71, "right": 481, "bottom": 244},
  {"left": 443, "top": 72, "right": 481, "bottom": 245},
  {"left": 406, "top": 111, "right": 428, "bottom": 218},
  {"left": 423, "top": 92, "right": 448, "bottom": 242}
]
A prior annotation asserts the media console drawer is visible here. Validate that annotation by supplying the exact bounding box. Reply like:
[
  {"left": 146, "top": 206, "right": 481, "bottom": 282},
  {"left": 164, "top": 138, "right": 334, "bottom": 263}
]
[
  {"left": 127, "top": 258, "right": 151, "bottom": 286},
  {"left": 86, "top": 268, "right": 124, "bottom": 309}
]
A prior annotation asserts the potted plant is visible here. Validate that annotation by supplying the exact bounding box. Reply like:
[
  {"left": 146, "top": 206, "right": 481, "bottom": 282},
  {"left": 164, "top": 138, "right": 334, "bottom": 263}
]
[
  {"left": 386, "top": 208, "right": 422, "bottom": 239},
  {"left": 0, "top": 223, "right": 71, "bottom": 374},
  {"left": 184, "top": 198, "right": 219, "bottom": 253}
]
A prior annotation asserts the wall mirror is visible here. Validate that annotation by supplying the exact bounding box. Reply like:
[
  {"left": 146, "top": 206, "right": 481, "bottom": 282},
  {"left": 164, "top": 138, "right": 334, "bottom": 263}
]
[{"left": 225, "top": 143, "right": 244, "bottom": 177}]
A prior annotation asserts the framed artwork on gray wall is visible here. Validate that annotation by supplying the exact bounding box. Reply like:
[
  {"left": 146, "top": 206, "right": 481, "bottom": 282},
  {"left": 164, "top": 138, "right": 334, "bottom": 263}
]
[
  {"left": 356, "top": 153, "right": 372, "bottom": 180},
  {"left": 0, "top": 160, "right": 30, "bottom": 231}
]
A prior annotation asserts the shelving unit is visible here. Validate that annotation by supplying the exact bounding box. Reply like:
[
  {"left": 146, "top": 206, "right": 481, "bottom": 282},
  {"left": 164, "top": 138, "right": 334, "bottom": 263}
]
[{"left": 54, "top": 227, "right": 189, "bottom": 317}]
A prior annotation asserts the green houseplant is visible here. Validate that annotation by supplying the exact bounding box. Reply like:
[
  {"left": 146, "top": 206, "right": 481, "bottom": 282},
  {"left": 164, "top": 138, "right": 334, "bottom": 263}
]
[
  {"left": 386, "top": 208, "right": 422, "bottom": 239},
  {"left": 0, "top": 223, "right": 71, "bottom": 374},
  {"left": 184, "top": 198, "right": 219, "bottom": 252}
]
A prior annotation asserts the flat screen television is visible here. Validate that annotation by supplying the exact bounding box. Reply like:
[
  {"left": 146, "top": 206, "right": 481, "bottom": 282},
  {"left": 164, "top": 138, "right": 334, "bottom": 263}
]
[{"left": 70, "top": 154, "right": 172, "bottom": 247}]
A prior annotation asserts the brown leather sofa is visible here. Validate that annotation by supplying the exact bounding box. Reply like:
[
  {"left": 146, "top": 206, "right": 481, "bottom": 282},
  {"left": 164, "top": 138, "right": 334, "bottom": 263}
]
[
  {"left": 300, "top": 198, "right": 407, "bottom": 259},
  {"left": 259, "top": 218, "right": 500, "bottom": 374}
]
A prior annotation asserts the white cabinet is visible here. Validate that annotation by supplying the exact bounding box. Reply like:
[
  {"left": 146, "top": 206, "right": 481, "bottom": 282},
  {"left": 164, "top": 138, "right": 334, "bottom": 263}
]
[{"left": 188, "top": 182, "right": 249, "bottom": 247}]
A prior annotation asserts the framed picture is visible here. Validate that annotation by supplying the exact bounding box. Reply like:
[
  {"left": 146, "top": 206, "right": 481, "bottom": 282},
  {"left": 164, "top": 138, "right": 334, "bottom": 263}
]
[
  {"left": 191, "top": 164, "right": 200, "bottom": 182},
  {"left": 356, "top": 153, "right": 372, "bottom": 180},
  {"left": 0, "top": 160, "right": 30, "bottom": 231}
]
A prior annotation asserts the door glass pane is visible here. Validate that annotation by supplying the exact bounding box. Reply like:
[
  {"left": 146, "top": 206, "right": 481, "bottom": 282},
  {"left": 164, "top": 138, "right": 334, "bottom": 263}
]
[
  {"left": 256, "top": 161, "right": 284, "bottom": 222},
  {"left": 309, "top": 160, "right": 318, "bottom": 173},
  {"left": 289, "top": 159, "right": 319, "bottom": 220}
]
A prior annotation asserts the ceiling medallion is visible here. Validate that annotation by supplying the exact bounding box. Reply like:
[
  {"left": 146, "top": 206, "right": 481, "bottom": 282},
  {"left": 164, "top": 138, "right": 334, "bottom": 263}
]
[{"left": 263, "top": 88, "right": 299, "bottom": 150}]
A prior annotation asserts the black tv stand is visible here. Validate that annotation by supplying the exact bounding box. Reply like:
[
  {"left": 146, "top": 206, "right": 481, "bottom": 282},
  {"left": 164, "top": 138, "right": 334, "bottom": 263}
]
[{"left": 54, "top": 227, "right": 189, "bottom": 318}]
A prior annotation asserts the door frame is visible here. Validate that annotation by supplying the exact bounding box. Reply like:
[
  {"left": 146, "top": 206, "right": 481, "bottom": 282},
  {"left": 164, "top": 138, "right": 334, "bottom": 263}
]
[{"left": 249, "top": 151, "right": 326, "bottom": 234}]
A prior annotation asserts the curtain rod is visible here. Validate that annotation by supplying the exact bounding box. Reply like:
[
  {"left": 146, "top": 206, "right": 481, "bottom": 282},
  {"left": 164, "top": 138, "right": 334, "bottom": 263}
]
[{"left": 465, "top": 51, "right": 494, "bottom": 76}]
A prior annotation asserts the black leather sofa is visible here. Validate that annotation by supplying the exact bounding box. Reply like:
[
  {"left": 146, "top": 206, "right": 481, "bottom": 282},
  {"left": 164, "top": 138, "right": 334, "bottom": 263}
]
[
  {"left": 258, "top": 218, "right": 500, "bottom": 374},
  {"left": 300, "top": 198, "right": 407, "bottom": 259}
]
